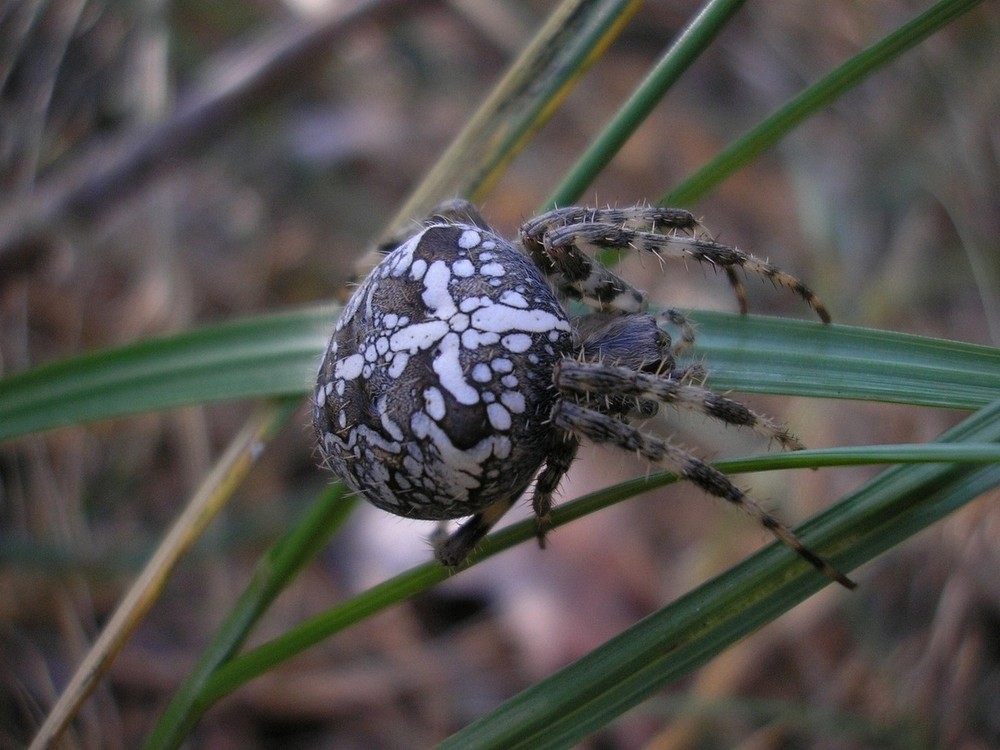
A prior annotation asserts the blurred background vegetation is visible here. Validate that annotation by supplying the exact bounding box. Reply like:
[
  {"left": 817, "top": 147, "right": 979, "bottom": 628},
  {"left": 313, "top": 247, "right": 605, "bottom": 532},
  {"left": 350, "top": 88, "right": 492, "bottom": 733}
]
[{"left": 1, "top": 0, "right": 998, "bottom": 748}]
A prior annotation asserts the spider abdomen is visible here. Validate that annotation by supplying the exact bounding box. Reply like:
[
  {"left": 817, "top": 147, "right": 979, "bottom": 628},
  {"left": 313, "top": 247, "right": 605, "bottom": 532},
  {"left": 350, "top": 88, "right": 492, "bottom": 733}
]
[{"left": 314, "top": 222, "right": 574, "bottom": 520}]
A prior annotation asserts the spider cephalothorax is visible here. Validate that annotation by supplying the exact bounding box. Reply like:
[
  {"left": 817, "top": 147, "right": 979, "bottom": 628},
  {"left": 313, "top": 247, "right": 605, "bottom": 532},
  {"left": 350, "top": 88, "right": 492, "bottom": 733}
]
[{"left": 314, "top": 201, "right": 855, "bottom": 589}]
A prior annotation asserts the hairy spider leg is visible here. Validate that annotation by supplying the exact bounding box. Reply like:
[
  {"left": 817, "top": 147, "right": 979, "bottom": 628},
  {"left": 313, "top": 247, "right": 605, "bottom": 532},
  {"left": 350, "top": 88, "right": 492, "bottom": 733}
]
[
  {"left": 555, "top": 359, "right": 804, "bottom": 451},
  {"left": 551, "top": 401, "right": 856, "bottom": 589},
  {"left": 530, "top": 431, "right": 580, "bottom": 546},
  {"left": 520, "top": 205, "right": 702, "bottom": 238},
  {"left": 522, "top": 235, "right": 649, "bottom": 313},
  {"left": 536, "top": 221, "right": 830, "bottom": 323},
  {"left": 432, "top": 432, "right": 580, "bottom": 567}
]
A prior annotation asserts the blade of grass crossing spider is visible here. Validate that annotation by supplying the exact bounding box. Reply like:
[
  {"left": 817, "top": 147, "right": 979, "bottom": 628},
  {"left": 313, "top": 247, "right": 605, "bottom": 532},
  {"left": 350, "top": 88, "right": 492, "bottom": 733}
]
[
  {"left": 438, "top": 399, "right": 1000, "bottom": 750},
  {"left": 143, "top": 483, "right": 356, "bottom": 750},
  {"left": 664, "top": 0, "right": 987, "bottom": 206},
  {"left": 385, "top": 0, "right": 643, "bottom": 238},
  {"left": 179, "top": 440, "right": 1000, "bottom": 719},
  {"left": 2, "top": 309, "right": 998, "bottom": 443},
  {"left": 543, "top": 0, "right": 747, "bottom": 210},
  {"left": 718, "top": 443, "right": 1000, "bottom": 472},
  {"left": 29, "top": 398, "right": 300, "bottom": 750}
]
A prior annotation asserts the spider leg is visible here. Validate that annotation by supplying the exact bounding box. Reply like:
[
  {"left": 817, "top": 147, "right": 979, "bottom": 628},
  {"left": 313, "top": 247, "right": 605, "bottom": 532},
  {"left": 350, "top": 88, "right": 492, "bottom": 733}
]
[
  {"left": 528, "top": 239, "right": 649, "bottom": 314},
  {"left": 552, "top": 401, "right": 856, "bottom": 589},
  {"left": 534, "top": 220, "right": 830, "bottom": 323},
  {"left": 520, "top": 209, "right": 676, "bottom": 314},
  {"left": 556, "top": 359, "right": 803, "bottom": 450},
  {"left": 724, "top": 267, "right": 749, "bottom": 315},
  {"left": 431, "top": 433, "right": 580, "bottom": 566},
  {"left": 530, "top": 432, "right": 580, "bottom": 547},
  {"left": 521, "top": 206, "right": 701, "bottom": 238},
  {"left": 433, "top": 495, "right": 518, "bottom": 567}
]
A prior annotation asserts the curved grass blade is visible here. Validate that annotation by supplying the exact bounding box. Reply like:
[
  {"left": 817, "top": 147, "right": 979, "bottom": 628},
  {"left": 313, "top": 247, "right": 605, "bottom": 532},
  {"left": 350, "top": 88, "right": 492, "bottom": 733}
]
[
  {"left": 665, "top": 0, "right": 987, "bottom": 206},
  {"left": 0, "top": 306, "right": 335, "bottom": 443},
  {"left": 184, "top": 434, "right": 1000, "bottom": 723},
  {"left": 688, "top": 312, "right": 1000, "bottom": 409}
]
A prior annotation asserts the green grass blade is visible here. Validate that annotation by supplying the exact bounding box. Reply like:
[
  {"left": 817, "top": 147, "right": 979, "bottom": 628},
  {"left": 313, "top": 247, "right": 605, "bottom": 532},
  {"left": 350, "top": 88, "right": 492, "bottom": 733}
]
[
  {"left": 544, "top": 0, "right": 747, "bottom": 209},
  {"left": 386, "top": 0, "right": 643, "bottom": 234},
  {"left": 439, "top": 399, "right": 1000, "bottom": 749},
  {"left": 6, "top": 443, "right": 996, "bottom": 574},
  {"left": 177, "top": 439, "right": 1000, "bottom": 716},
  {"left": 0, "top": 306, "right": 335, "bottom": 442},
  {"left": 143, "top": 483, "right": 355, "bottom": 750},
  {"left": 2, "top": 310, "right": 997, "bottom": 443},
  {"left": 665, "top": 0, "right": 987, "bottom": 205},
  {"left": 687, "top": 312, "right": 1000, "bottom": 409}
]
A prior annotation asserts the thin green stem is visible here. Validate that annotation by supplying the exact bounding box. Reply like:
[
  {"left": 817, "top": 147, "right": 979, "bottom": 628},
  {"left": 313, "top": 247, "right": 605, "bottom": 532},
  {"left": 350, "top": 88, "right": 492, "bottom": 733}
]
[
  {"left": 386, "top": 0, "right": 643, "bottom": 236},
  {"left": 665, "top": 0, "right": 987, "bottom": 205},
  {"left": 192, "top": 439, "right": 1000, "bottom": 710},
  {"left": 143, "top": 485, "right": 356, "bottom": 750},
  {"left": 544, "top": 0, "right": 747, "bottom": 209}
]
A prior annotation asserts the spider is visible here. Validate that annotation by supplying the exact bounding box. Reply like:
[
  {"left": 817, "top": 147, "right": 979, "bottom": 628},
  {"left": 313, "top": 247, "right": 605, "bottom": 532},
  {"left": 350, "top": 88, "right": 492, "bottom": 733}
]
[{"left": 314, "top": 200, "right": 855, "bottom": 589}]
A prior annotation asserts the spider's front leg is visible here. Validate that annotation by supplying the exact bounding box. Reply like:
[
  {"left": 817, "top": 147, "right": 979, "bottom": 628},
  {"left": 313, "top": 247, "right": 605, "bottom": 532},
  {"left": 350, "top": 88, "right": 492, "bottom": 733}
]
[
  {"left": 519, "top": 206, "right": 725, "bottom": 315},
  {"left": 530, "top": 431, "right": 580, "bottom": 548},
  {"left": 550, "top": 401, "right": 856, "bottom": 589},
  {"left": 521, "top": 206, "right": 830, "bottom": 322}
]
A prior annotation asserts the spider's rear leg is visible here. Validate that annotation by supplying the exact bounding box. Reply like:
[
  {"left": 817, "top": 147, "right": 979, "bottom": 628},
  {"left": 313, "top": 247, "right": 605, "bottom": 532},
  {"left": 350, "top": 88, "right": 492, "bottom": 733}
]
[
  {"left": 552, "top": 401, "right": 856, "bottom": 589},
  {"left": 537, "top": 221, "right": 830, "bottom": 323},
  {"left": 432, "top": 433, "right": 581, "bottom": 566},
  {"left": 556, "top": 360, "right": 804, "bottom": 451},
  {"left": 433, "top": 496, "right": 518, "bottom": 568}
]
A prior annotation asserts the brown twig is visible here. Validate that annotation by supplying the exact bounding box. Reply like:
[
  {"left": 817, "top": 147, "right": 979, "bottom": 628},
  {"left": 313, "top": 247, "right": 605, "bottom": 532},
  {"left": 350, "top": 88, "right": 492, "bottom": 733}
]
[{"left": 0, "top": 0, "right": 434, "bottom": 276}]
